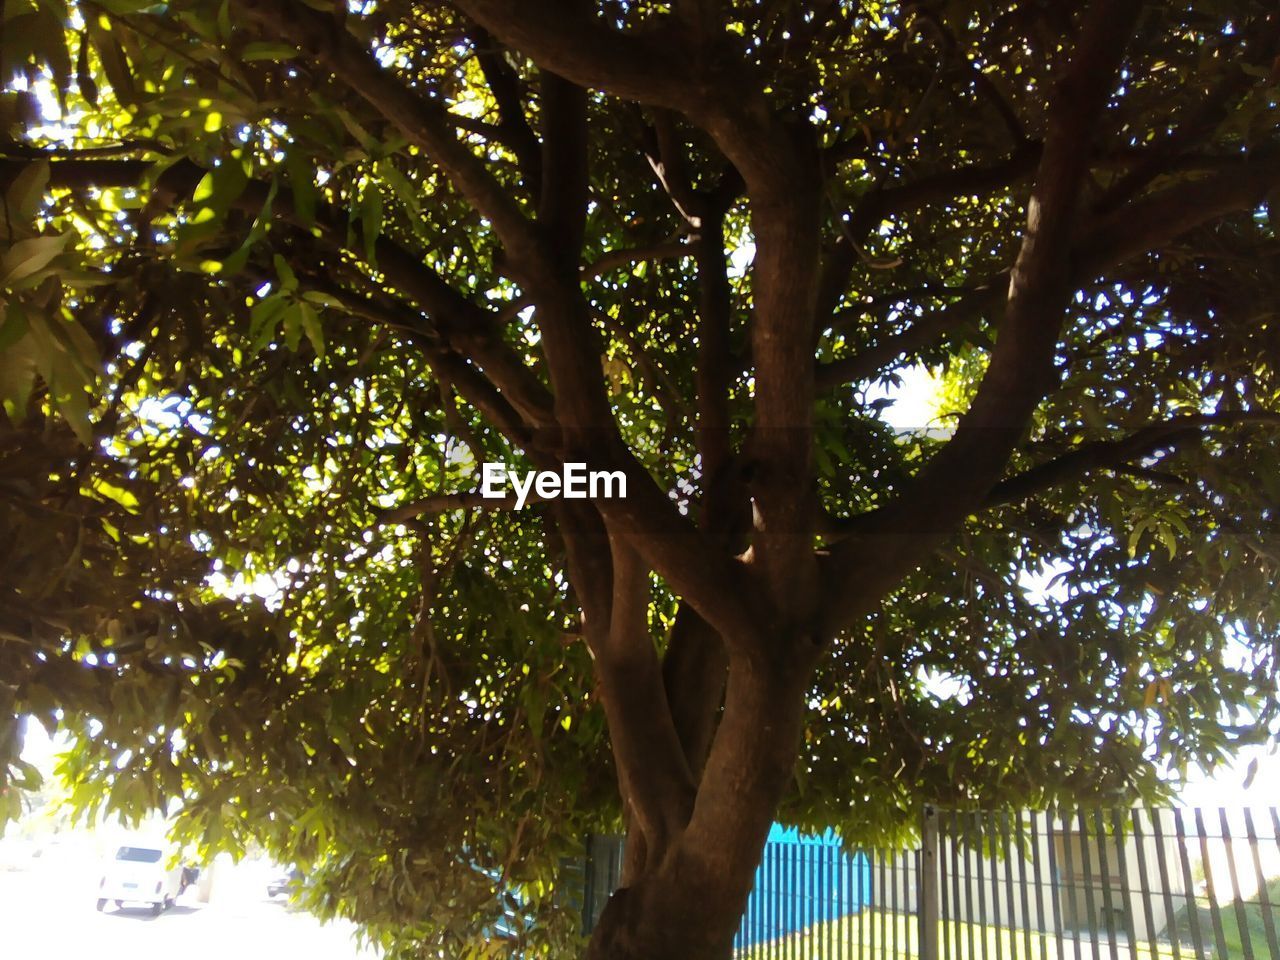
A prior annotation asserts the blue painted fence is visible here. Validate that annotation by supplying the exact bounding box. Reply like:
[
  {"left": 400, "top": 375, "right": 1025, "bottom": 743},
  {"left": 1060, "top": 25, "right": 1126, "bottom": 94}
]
[
  {"left": 577, "top": 825, "right": 874, "bottom": 949},
  {"left": 735, "top": 825, "right": 874, "bottom": 950}
]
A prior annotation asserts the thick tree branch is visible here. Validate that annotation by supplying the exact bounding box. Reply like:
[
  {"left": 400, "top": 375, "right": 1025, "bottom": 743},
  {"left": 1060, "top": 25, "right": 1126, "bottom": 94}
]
[
  {"left": 576, "top": 533, "right": 697, "bottom": 850},
  {"left": 1095, "top": 14, "right": 1280, "bottom": 213},
  {"left": 817, "top": 281, "right": 1006, "bottom": 389},
  {"left": 814, "top": 144, "right": 1041, "bottom": 360},
  {"left": 585, "top": 240, "right": 692, "bottom": 279},
  {"left": 537, "top": 71, "right": 590, "bottom": 263},
  {"left": 9, "top": 153, "right": 561, "bottom": 433},
  {"left": 661, "top": 604, "right": 728, "bottom": 782},
  {"left": 470, "top": 27, "right": 543, "bottom": 194},
  {"left": 1079, "top": 158, "right": 1280, "bottom": 274},
  {"left": 822, "top": 0, "right": 1142, "bottom": 630},
  {"left": 452, "top": 1, "right": 695, "bottom": 114},
  {"left": 455, "top": 0, "right": 827, "bottom": 623},
  {"left": 815, "top": 155, "right": 1280, "bottom": 390},
  {"left": 236, "top": 0, "right": 548, "bottom": 273},
  {"left": 826, "top": 411, "right": 1280, "bottom": 539},
  {"left": 986, "top": 411, "right": 1280, "bottom": 508}
]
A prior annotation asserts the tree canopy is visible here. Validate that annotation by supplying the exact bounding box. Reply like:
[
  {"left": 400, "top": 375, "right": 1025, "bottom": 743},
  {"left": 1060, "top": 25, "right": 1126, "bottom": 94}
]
[{"left": 2, "top": 0, "right": 1280, "bottom": 957}]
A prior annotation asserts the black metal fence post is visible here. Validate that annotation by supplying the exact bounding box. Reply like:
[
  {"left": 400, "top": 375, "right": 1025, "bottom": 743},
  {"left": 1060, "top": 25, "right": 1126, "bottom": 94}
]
[{"left": 921, "top": 804, "right": 940, "bottom": 960}]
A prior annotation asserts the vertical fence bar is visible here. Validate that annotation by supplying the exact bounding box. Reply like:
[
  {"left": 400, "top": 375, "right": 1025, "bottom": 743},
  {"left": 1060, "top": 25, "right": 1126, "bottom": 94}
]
[
  {"left": 1129, "top": 809, "right": 1161, "bottom": 960},
  {"left": 780, "top": 837, "right": 788, "bottom": 955},
  {"left": 875, "top": 849, "right": 885, "bottom": 960},
  {"left": 807, "top": 840, "right": 815, "bottom": 955},
  {"left": 1058, "top": 807, "right": 1082, "bottom": 960},
  {"left": 1271, "top": 807, "right": 1280, "bottom": 960},
  {"left": 910, "top": 845, "right": 918, "bottom": 957},
  {"left": 893, "top": 846, "right": 901, "bottom": 959},
  {"left": 952, "top": 814, "right": 967, "bottom": 960},
  {"left": 757, "top": 843, "right": 765, "bottom": 958},
  {"left": 999, "top": 811, "right": 1016, "bottom": 960},
  {"left": 1173, "top": 807, "right": 1208, "bottom": 960},
  {"left": 987, "top": 812, "right": 1004, "bottom": 960},
  {"left": 757, "top": 841, "right": 765, "bottom": 956},
  {"left": 976, "top": 814, "right": 990, "bottom": 960},
  {"left": 1243, "top": 807, "right": 1280, "bottom": 959},
  {"left": 1074, "top": 808, "right": 1102, "bottom": 960},
  {"left": 907, "top": 845, "right": 913, "bottom": 957},
  {"left": 791, "top": 839, "right": 800, "bottom": 959},
  {"left": 1220, "top": 807, "right": 1256, "bottom": 960},
  {"left": 1015, "top": 811, "right": 1034, "bottom": 960},
  {"left": 1030, "top": 811, "right": 1050, "bottom": 960},
  {"left": 956, "top": 811, "right": 971, "bottom": 960},
  {"left": 1151, "top": 808, "right": 1184, "bottom": 960},
  {"left": 581, "top": 833, "right": 595, "bottom": 935},
  {"left": 860, "top": 846, "right": 868, "bottom": 960},
  {"left": 780, "top": 840, "right": 788, "bottom": 960},
  {"left": 1046, "top": 809, "right": 1068, "bottom": 960},
  {"left": 830, "top": 842, "right": 838, "bottom": 960},
  {"left": 842, "top": 845, "right": 849, "bottom": 960},
  {"left": 1193, "top": 806, "right": 1230, "bottom": 960},
  {"left": 1089, "top": 807, "right": 1119, "bottom": 960},
  {"left": 889, "top": 845, "right": 897, "bottom": 960},
  {"left": 771, "top": 839, "right": 778, "bottom": 960},
  {"left": 940, "top": 810, "right": 952, "bottom": 960},
  {"left": 785, "top": 839, "right": 792, "bottom": 959},
  {"left": 955, "top": 813, "right": 964, "bottom": 960},
  {"left": 870, "top": 855, "right": 880, "bottom": 957},
  {"left": 1108, "top": 809, "right": 1138, "bottom": 953}
]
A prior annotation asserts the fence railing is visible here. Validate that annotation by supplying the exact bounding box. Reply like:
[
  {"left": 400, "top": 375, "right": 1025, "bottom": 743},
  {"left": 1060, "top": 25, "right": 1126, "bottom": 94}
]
[{"left": 579, "top": 806, "right": 1280, "bottom": 960}]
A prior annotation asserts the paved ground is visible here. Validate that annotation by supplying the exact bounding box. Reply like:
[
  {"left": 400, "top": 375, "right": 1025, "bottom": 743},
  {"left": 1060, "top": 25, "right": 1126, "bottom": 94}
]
[{"left": 0, "top": 865, "right": 378, "bottom": 960}]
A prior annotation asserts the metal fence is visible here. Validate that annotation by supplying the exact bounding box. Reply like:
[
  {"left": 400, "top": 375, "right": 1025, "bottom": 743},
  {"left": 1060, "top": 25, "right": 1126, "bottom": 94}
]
[{"left": 580, "top": 807, "right": 1280, "bottom": 960}]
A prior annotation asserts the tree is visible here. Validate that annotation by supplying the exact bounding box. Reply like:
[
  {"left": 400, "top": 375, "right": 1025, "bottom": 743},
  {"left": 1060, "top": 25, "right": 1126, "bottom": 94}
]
[{"left": 3, "top": 0, "right": 1280, "bottom": 955}]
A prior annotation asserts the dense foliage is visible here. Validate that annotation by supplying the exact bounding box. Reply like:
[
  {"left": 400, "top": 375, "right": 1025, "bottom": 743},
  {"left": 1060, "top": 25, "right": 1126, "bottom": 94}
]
[{"left": 2, "top": 0, "right": 1280, "bottom": 956}]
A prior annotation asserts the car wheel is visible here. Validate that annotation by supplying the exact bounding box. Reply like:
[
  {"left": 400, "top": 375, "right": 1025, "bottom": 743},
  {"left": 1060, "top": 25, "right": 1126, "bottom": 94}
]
[
  {"left": 114, "top": 900, "right": 123, "bottom": 908},
  {"left": 96, "top": 899, "right": 107, "bottom": 912},
  {"left": 150, "top": 901, "right": 163, "bottom": 917}
]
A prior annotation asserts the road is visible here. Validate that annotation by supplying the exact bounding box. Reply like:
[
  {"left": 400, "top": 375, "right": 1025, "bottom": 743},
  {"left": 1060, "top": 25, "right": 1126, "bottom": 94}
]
[{"left": 0, "top": 864, "right": 378, "bottom": 960}]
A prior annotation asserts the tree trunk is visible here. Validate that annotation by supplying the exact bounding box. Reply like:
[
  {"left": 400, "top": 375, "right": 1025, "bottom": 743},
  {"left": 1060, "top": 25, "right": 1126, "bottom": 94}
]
[
  {"left": 584, "top": 856, "right": 746, "bottom": 960},
  {"left": 584, "top": 652, "right": 813, "bottom": 960}
]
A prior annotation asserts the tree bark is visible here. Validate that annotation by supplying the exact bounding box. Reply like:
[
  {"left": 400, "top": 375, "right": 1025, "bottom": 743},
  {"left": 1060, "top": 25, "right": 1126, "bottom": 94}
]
[{"left": 586, "top": 638, "right": 813, "bottom": 960}]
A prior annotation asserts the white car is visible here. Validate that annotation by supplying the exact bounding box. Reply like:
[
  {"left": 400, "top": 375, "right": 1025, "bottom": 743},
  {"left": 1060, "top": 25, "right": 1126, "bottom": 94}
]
[{"left": 96, "top": 843, "right": 184, "bottom": 916}]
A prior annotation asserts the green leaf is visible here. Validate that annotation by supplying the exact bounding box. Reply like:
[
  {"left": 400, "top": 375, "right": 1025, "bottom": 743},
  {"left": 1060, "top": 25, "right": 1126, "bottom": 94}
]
[
  {"left": 249, "top": 293, "right": 289, "bottom": 353},
  {"left": 0, "top": 327, "right": 38, "bottom": 419},
  {"left": 240, "top": 41, "right": 298, "bottom": 61},
  {"left": 281, "top": 302, "right": 302, "bottom": 351},
  {"left": 0, "top": 234, "right": 69, "bottom": 287},
  {"left": 3, "top": 159, "right": 50, "bottom": 224},
  {"left": 0, "top": 304, "right": 29, "bottom": 352},
  {"left": 221, "top": 178, "right": 277, "bottom": 276},
  {"left": 359, "top": 186, "right": 382, "bottom": 262},
  {"left": 297, "top": 301, "right": 324, "bottom": 358},
  {"left": 273, "top": 254, "right": 298, "bottom": 292},
  {"left": 284, "top": 149, "right": 317, "bottom": 227},
  {"left": 76, "top": 30, "right": 98, "bottom": 106},
  {"left": 85, "top": 23, "right": 136, "bottom": 105},
  {"left": 301, "top": 291, "right": 343, "bottom": 309},
  {"left": 376, "top": 159, "right": 421, "bottom": 215},
  {"left": 44, "top": 312, "right": 100, "bottom": 379}
]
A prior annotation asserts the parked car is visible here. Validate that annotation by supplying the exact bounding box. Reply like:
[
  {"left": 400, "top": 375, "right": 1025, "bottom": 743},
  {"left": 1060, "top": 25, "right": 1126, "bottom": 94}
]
[
  {"left": 96, "top": 842, "right": 184, "bottom": 916},
  {"left": 267, "top": 865, "right": 302, "bottom": 898}
]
